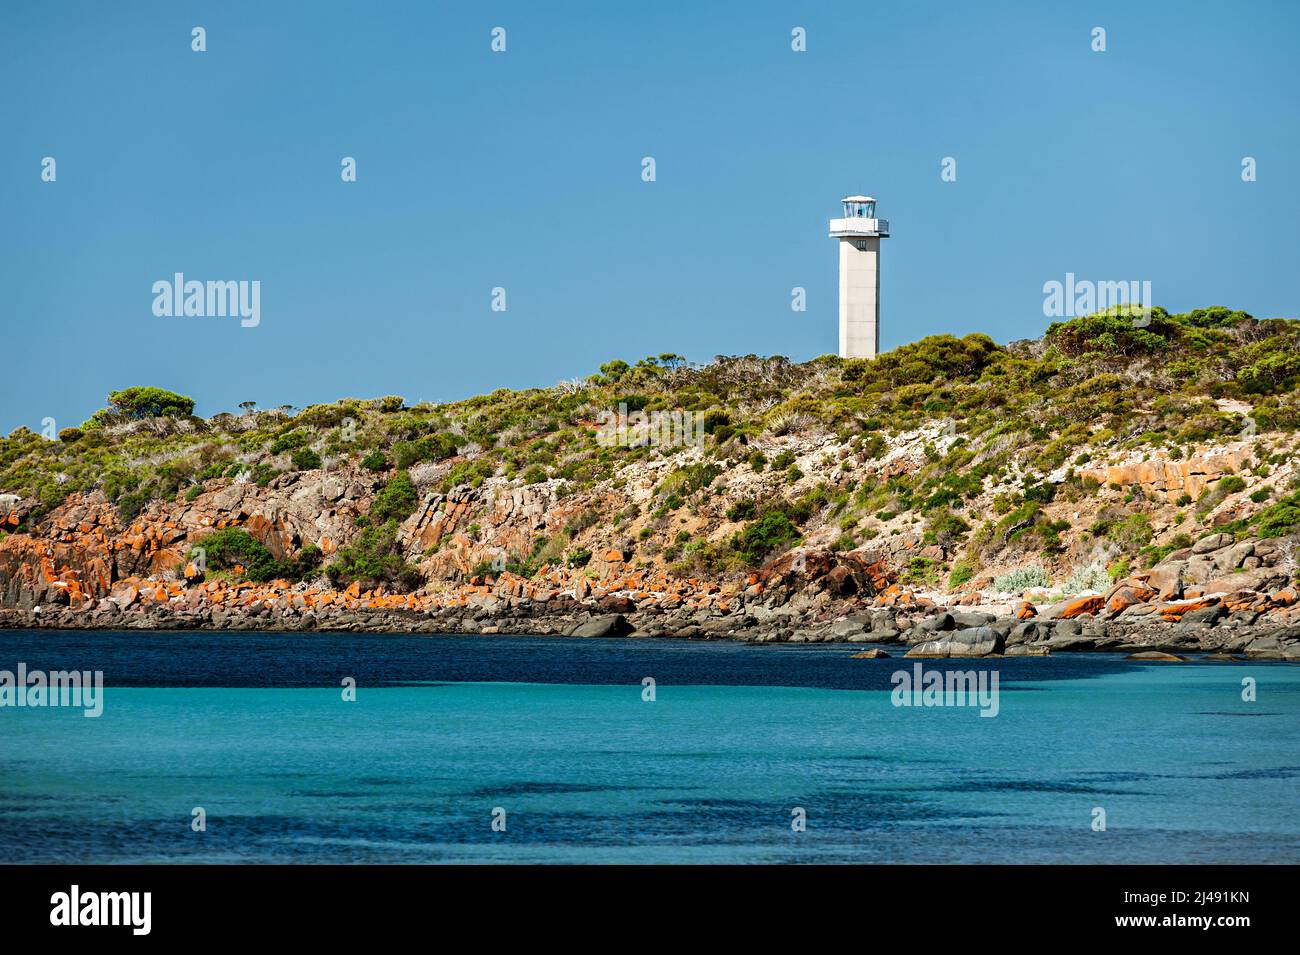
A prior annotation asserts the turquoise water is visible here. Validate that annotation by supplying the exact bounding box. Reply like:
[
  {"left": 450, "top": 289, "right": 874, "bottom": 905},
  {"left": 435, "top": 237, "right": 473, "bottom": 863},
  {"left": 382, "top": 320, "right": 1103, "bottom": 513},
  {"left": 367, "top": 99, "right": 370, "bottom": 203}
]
[{"left": 1, "top": 631, "right": 1297, "bottom": 863}]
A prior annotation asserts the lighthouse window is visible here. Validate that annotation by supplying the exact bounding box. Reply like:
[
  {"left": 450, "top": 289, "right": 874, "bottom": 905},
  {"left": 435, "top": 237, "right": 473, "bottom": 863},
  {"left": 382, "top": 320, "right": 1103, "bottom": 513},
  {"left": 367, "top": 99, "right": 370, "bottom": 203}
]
[{"left": 854, "top": 240, "right": 869, "bottom": 251}]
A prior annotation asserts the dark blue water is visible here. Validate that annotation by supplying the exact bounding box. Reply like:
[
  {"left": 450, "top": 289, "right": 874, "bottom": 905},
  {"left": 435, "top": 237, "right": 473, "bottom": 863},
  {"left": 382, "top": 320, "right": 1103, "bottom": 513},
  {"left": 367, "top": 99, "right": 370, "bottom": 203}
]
[{"left": 1, "top": 630, "right": 1297, "bottom": 863}]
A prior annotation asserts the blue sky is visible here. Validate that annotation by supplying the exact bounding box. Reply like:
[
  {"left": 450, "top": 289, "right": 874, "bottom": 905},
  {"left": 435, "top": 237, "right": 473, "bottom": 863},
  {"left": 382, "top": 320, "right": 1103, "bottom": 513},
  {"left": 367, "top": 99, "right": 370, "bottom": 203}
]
[{"left": 2, "top": 0, "right": 1297, "bottom": 432}]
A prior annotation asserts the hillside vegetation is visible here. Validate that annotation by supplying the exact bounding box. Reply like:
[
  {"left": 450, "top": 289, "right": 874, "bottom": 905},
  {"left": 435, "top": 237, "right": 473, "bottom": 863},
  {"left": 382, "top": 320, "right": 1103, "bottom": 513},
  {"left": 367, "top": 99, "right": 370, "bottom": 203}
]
[{"left": 3, "top": 306, "right": 1299, "bottom": 595}]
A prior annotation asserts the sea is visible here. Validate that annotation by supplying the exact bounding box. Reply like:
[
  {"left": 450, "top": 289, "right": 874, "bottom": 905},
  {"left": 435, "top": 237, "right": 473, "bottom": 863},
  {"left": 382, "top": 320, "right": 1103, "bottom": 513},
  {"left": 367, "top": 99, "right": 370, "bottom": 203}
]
[{"left": 1, "top": 630, "right": 1296, "bottom": 863}]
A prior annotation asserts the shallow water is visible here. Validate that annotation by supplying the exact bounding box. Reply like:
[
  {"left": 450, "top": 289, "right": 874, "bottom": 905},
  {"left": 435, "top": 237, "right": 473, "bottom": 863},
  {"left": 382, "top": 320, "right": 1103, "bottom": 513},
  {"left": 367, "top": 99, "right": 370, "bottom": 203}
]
[{"left": 1, "top": 630, "right": 1296, "bottom": 863}]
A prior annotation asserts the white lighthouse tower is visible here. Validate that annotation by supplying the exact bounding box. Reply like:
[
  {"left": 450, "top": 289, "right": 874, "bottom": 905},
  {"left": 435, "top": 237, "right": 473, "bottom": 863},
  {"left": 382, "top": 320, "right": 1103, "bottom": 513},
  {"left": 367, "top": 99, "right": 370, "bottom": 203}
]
[{"left": 829, "top": 195, "right": 889, "bottom": 359}]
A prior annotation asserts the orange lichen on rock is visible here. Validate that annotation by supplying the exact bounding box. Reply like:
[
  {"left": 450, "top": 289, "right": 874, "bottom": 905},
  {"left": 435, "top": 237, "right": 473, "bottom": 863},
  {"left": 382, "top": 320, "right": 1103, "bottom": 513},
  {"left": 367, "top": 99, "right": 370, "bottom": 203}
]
[{"left": 1058, "top": 595, "right": 1104, "bottom": 619}]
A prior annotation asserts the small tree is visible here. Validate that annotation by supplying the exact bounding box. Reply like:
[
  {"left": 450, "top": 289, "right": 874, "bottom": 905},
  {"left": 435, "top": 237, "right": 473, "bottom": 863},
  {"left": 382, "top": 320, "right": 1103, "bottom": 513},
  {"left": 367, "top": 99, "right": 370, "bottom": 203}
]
[{"left": 107, "top": 387, "right": 195, "bottom": 419}]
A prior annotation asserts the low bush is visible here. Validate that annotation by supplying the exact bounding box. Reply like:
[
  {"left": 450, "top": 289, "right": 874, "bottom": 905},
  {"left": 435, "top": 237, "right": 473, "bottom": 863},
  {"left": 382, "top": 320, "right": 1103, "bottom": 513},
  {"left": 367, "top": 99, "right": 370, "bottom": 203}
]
[
  {"left": 327, "top": 521, "right": 421, "bottom": 591},
  {"left": 370, "top": 470, "right": 418, "bottom": 524},
  {"left": 197, "top": 528, "right": 321, "bottom": 583},
  {"left": 993, "top": 564, "right": 1051, "bottom": 592},
  {"left": 736, "top": 512, "right": 800, "bottom": 565}
]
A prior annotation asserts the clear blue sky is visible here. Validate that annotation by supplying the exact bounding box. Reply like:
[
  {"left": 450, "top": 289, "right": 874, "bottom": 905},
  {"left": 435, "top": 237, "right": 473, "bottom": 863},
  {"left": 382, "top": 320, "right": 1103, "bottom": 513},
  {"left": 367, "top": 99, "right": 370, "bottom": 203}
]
[{"left": 2, "top": 0, "right": 1297, "bottom": 432}]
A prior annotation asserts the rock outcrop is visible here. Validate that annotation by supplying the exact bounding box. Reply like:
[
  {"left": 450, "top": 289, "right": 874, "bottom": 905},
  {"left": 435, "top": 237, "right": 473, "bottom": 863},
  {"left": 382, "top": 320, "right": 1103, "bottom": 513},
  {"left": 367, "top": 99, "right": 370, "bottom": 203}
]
[{"left": 1080, "top": 444, "right": 1253, "bottom": 503}]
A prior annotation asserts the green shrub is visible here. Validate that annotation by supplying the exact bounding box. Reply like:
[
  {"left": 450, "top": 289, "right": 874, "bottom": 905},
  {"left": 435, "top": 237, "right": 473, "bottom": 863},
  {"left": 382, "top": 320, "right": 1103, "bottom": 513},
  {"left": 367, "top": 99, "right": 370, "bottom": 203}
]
[
  {"left": 1237, "top": 341, "right": 1300, "bottom": 394},
  {"left": 902, "top": 556, "right": 940, "bottom": 586},
  {"left": 1254, "top": 494, "right": 1300, "bottom": 538},
  {"left": 291, "top": 448, "right": 322, "bottom": 470},
  {"left": 288, "top": 544, "right": 323, "bottom": 580},
  {"left": 1197, "top": 475, "right": 1247, "bottom": 516},
  {"left": 702, "top": 408, "right": 731, "bottom": 434},
  {"left": 370, "top": 470, "right": 418, "bottom": 524},
  {"left": 197, "top": 528, "right": 321, "bottom": 583},
  {"left": 1045, "top": 311, "right": 1173, "bottom": 359},
  {"left": 295, "top": 403, "right": 352, "bottom": 429},
  {"left": 250, "top": 463, "right": 278, "bottom": 487},
  {"left": 1219, "top": 475, "right": 1247, "bottom": 494},
  {"left": 736, "top": 512, "right": 800, "bottom": 565},
  {"left": 270, "top": 430, "right": 309, "bottom": 454},
  {"left": 660, "top": 462, "right": 722, "bottom": 497},
  {"left": 442, "top": 458, "right": 494, "bottom": 491},
  {"left": 470, "top": 557, "right": 499, "bottom": 578},
  {"left": 117, "top": 491, "right": 150, "bottom": 522},
  {"left": 923, "top": 510, "right": 970, "bottom": 546},
  {"left": 614, "top": 394, "right": 649, "bottom": 412},
  {"left": 563, "top": 509, "right": 600, "bottom": 537},
  {"left": 1107, "top": 513, "right": 1154, "bottom": 551},
  {"left": 596, "top": 359, "right": 630, "bottom": 384},
  {"left": 725, "top": 500, "right": 757, "bottom": 521},
  {"left": 327, "top": 520, "right": 422, "bottom": 591},
  {"left": 848, "top": 433, "right": 882, "bottom": 459},
  {"left": 361, "top": 449, "right": 388, "bottom": 471},
  {"left": 394, "top": 433, "right": 460, "bottom": 469}
]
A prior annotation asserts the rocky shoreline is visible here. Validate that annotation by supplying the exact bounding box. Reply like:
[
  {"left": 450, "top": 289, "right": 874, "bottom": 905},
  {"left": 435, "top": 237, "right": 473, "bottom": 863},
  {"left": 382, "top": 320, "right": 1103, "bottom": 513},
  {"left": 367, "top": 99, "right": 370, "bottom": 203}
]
[
  {"left": 4, "top": 588, "right": 1297, "bottom": 661},
  {"left": 3, "top": 464, "right": 1298, "bottom": 661}
]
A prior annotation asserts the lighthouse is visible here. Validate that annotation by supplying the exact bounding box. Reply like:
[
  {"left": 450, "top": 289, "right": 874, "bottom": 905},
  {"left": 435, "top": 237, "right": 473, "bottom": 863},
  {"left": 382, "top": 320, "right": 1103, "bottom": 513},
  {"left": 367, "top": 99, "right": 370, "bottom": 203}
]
[{"left": 829, "top": 195, "right": 889, "bottom": 359}]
